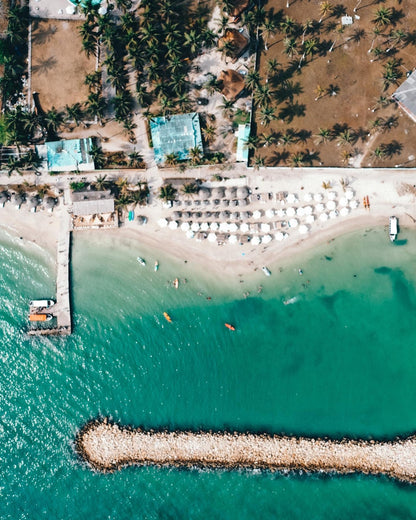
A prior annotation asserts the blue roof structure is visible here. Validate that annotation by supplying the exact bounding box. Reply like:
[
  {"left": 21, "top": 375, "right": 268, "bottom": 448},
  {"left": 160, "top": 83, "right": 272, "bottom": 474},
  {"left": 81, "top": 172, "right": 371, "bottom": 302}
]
[
  {"left": 149, "top": 113, "right": 203, "bottom": 164},
  {"left": 37, "top": 138, "right": 94, "bottom": 172},
  {"left": 236, "top": 124, "right": 250, "bottom": 163}
]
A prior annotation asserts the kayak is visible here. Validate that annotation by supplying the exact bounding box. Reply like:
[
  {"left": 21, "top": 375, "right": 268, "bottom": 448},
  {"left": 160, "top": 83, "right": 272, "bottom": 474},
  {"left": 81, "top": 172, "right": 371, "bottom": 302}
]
[
  {"left": 154, "top": 261, "right": 159, "bottom": 272},
  {"left": 173, "top": 278, "right": 179, "bottom": 289},
  {"left": 137, "top": 257, "right": 146, "bottom": 266},
  {"left": 225, "top": 323, "right": 235, "bottom": 331},
  {"left": 163, "top": 312, "right": 172, "bottom": 323}
]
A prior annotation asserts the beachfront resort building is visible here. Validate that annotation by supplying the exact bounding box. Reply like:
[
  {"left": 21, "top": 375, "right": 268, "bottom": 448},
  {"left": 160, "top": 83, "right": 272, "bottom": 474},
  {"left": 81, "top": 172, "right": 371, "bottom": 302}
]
[
  {"left": 71, "top": 190, "right": 117, "bottom": 229},
  {"left": 36, "top": 138, "right": 95, "bottom": 173},
  {"left": 149, "top": 113, "right": 203, "bottom": 165},
  {"left": 392, "top": 70, "right": 416, "bottom": 123},
  {"left": 219, "top": 69, "right": 246, "bottom": 101}
]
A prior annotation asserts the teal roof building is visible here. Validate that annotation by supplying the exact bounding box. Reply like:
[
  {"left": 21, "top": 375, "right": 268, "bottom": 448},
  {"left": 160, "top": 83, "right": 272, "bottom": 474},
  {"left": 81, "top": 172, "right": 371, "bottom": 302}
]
[
  {"left": 150, "top": 113, "right": 203, "bottom": 165},
  {"left": 36, "top": 138, "right": 95, "bottom": 172}
]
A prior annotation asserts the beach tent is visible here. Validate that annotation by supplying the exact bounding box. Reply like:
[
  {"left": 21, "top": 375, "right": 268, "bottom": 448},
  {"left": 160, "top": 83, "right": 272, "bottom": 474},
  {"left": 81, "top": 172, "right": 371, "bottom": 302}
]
[
  {"left": 229, "top": 223, "right": 238, "bottom": 232},
  {"left": 339, "top": 197, "right": 348, "bottom": 207},
  {"left": 200, "top": 222, "right": 209, "bottom": 231},
  {"left": 319, "top": 212, "right": 329, "bottom": 221},
  {"left": 219, "top": 222, "right": 229, "bottom": 232},
  {"left": 340, "top": 207, "right": 349, "bottom": 216},
  {"left": 296, "top": 207, "right": 305, "bottom": 217},
  {"left": 191, "top": 222, "right": 200, "bottom": 232},
  {"left": 275, "top": 231, "right": 284, "bottom": 241},
  {"left": 186, "top": 230, "right": 195, "bottom": 239},
  {"left": 329, "top": 210, "right": 338, "bottom": 219},
  {"left": 45, "top": 197, "right": 58, "bottom": 212},
  {"left": 231, "top": 212, "right": 239, "bottom": 220},
  {"left": 251, "top": 236, "right": 261, "bottom": 245},
  {"left": 222, "top": 199, "right": 230, "bottom": 207},
  {"left": 262, "top": 234, "right": 272, "bottom": 244},
  {"left": 299, "top": 224, "right": 309, "bottom": 234},
  {"left": 13, "top": 193, "right": 25, "bottom": 209},
  {"left": 240, "top": 223, "right": 249, "bottom": 233},
  {"left": 181, "top": 222, "right": 190, "bottom": 231},
  {"left": 305, "top": 215, "right": 315, "bottom": 224},
  {"left": 208, "top": 232, "right": 217, "bottom": 242},
  {"left": 261, "top": 223, "right": 271, "bottom": 232},
  {"left": 212, "top": 187, "right": 225, "bottom": 198},
  {"left": 314, "top": 193, "right": 323, "bottom": 202},
  {"left": 277, "top": 209, "right": 286, "bottom": 217},
  {"left": 228, "top": 234, "right": 238, "bottom": 244},
  {"left": 326, "top": 200, "right": 337, "bottom": 210},
  {"left": 315, "top": 203, "right": 325, "bottom": 213},
  {"left": 253, "top": 210, "right": 262, "bottom": 219},
  {"left": 303, "top": 193, "right": 313, "bottom": 202},
  {"left": 210, "top": 222, "right": 219, "bottom": 231},
  {"left": 220, "top": 211, "right": 230, "bottom": 219},
  {"left": 345, "top": 189, "right": 354, "bottom": 200},
  {"left": 286, "top": 207, "right": 296, "bottom": 217},
  {"left": 237, "top": 187, "right": 249, "bottom": 199},
  {"left": 265, "top": 208, "right": 275, "bottom": 218},
  {"left": 349, "top": 200, "right": 359, "bottom": 209},
  {"left": 225, "top": 187, "right": 237, "bottom": 198},
  {"left": 286, "top": 193, "right": 298, "bottom": 204},
  {"left": 303, "top": 206, "right": 313, "bottom": 215},
  {"left": 327, "top": 191, "right": 337, "bottom": 201},
  {"left": 173, "top": 211, "right": 182, "bottom": 219},
  {"left": 241, "top": 211, "right": 250, "bottom": 220},
  {"left": 239, "top": 199, "right": 248, "bottom": 206},
  {"left": 289, "top": 218, "right": 298, "bottom": 228},
  {"left": 0, "top": 191, "right": 9, "bottom": 206},
  {"left": 198, "top": 188, "right": 211, "bottom": 199}
]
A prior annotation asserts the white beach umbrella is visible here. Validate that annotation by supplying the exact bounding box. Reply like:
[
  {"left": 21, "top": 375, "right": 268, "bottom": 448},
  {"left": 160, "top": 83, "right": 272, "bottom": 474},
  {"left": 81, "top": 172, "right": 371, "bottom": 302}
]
[
  {"left": 303, "top": 206, "right": 313, "bottom": 215},
  {"left": 200, "top": 222, "right": 209, "bottom": 231},
  {"left": 158, "top": 218, "right": 168, "bottom": 228},
  {"left": 181, "top": 222, "right": 190, "bottom": 231},
  {"left": 228, "top": 234, "right": 238, "bottom": 244},
  {"left": 286, "top": 193, "right": 297, "bottom": 204},
  {"left": 191, "top": 222, "right": 200, "bottom": 232},
  {"left": 327, "top": 191, "right": 337, "bottom": 200},
  {"left": 339, "top": 197, "right": 348, "bottom": 207},
  {"left": 219, "top": 222, "right": 229, "bottom": 232},
  {"left": 208, "top": 232, "right": 217, "bottom": 242},
  {"left": 228, "top": 222, "right": 238, "bottom": 232},
  {"left": 168, "top": 220, "right": 179, "bottom": 230},
  {"left": 289, "top": 218, "right": 299, "bottom": 228},
  {"left": 66, "top": 5, "right": 76, "bottom": 14},
  {"left": 345, "top": 189, "right": 354, "bottom": 200},
  {"left": 299, "top": 224, "right": 309, "bottom": 235},
  {"left": 286, "top": 207, "right": 296, "bottom": 217},
  {"left": 240, "top": 222, "right": 249, "bottom": 233},
  {"left": 315, "top": 203, "right": 325, "bottom": 213},
  {"left": 186, "top": 230, "right": 195, "bottom": 239},
  {"left": 277, "top": 208, "right": 286, "bottom": 217},
  {"left": 251, "top": 236, "right": 261, "bottom": 245},
  {"left": 261, "top": 223, "right": 271, "bottom": 233},
  {"left": 275, "top": 231, "right": 284, "bottom": 242},
  {"left": 329, "top": 210, "right": 338, "bottom": 219},
  {"left": 253, "top": 210, "right": 262, "bottom": 219},
  {"left": 210, "top": 222, "right": 219, "bottom": 231},
  {"left": 303, "top": 192, "right": 313, "bottom": 202},
  {"left": 296, "top": 207, "right": 305, "bottom": 217},
  {"left": 305, "top": 214, "right": 315, "bottom": 224},
  {"left": 340, "top": 207, "right": 349, "bottom": 216},
  {"left": 349, "top": 199, "right": 358, "bottom": 209},
  {"left": 265, "top": 208, "right": 275, "bottom": 218},
  {"left": 314, "top": 193, "right": 323, "bottom": 202},
  {"left": 262, "top": 234, "right": 272, "bottom": 244},
  {"left": 326, "top": 200, "right": 336, "bottom": 210},
  {"left": 319, "top": 212, "right": 329, "bottom": 222},
  {"left": 283, "top": 232, "right": 289, "bottom": 240}
]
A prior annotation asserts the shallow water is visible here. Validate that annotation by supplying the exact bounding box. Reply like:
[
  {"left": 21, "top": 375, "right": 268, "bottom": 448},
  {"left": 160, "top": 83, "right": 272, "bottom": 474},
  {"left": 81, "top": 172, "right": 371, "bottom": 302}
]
[{"left": 2, "top": 226, "right": 416, "bottom": 519}]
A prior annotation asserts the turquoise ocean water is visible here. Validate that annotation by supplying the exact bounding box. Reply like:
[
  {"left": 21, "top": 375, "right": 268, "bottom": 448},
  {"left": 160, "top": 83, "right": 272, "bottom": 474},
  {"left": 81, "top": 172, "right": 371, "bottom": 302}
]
[{"left": 2, "top": 226, "right": 416, "bottom": 519}]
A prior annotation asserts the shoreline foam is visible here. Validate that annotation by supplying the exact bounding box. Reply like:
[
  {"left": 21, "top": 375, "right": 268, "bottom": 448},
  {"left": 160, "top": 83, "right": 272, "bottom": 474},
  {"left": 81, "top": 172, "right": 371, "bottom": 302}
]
[{"left": 76, "top": 419, "right": 416, "bottom": 484}]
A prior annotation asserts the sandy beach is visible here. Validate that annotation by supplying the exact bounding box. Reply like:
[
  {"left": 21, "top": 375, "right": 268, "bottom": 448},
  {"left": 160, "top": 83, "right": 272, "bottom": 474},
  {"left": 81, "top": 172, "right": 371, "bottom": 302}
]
[{"left": 1, "top": 170, "right": 416, "bottom": 278}]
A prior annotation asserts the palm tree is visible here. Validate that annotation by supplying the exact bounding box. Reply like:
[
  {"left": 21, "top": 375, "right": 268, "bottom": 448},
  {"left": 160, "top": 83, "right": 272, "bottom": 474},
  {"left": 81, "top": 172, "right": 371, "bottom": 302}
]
[
  {"left": 387, "top": 29, "right": 408, "bottom": 50},
  {"left": 314, "top": 85, "right": 325, "bottom": 100},
  {"left": 280, "top": 16, "right": 296, "bottom": 36},
  {"left": 262, "top": 19, "right": 277, "bottom": 51},
  {"left": 315, "top": 127, "right": 331, "bottom": 144},
  {"left": 253, "top": 156, "right": 265, "bottom": 170},
  {"left": 301, "top": 19, "right": 314, "bottom": 44},
  {"left": 159, "top": 184, "right": 177, "bottom": 202},
  {"left": 245, "top": 70, "right": 261, "bottom": 91},
  {"left": 184, "top": 30, "right": 201, "bottom": 55},
  {"left": 303, "top": 38, "right": 319, "bottom": 57},
  {"left": 202, "top": 125, "right": 216, "bottom": 144},
  {"left": 337, "top": 129, "right": 355, "bottom": 146},
  {"left": 253, "top": 84, "right": 272, "bottom": 107},
  {"left": 340, "top": 149, "right": 352, "bottom": 165},
  {"left": 259, "top": 132, "right": 277, "bottom": 147},
  {"left": 87, "top": 92, "right": 107, "bottom": 123},
  {"left": 128, "top": 150, "right": 144, "bottom": 168},
  {"left": 65, "top": 103, "right": 84, "bottom": 126},
  {"left": 266, "top": 59, "right": 280, "bottom": 77},
  {"left": 371, "top": 146, "right": 387, "bottom": 160},
  {"left": 219, "top": 97, "right": 235, "bottom": 117},
  {"left": 113, "top": 91, "right": 133, "bottom": 122},
  {"left": 326, "top": 84, "right": 340, "bottom": 97},
  {"left": 283, "top": 37, "right": 298, "bottom": 57},
  {"left": 188, "top": 146, "right": 203, "bottom": 165},
  {"left": 84, "top": 71, "right": 102, "bottom": 91},
  {"left": 259, "top": 106, "right": 276, "bottom": 126},
  {"left": 280, "top": 129, "right": 297, "bottom": 146},
  {"left": 115, "top": 177, "right": 129, "bottom": 195},
  {"left": 165, "top": 153, "right": 179, "bottom": 167},
  {"left": 94, "top": 174, "right": 109, "bottom": 191},
  {"left": 246, "top": 135, "right": 260, "bottom": 150},
  {"left": 91, "top": 144, "right": 106, "bottom": 169},
  {"left": 44, "top": 107, "right": 65, "bottom": 137},
  {"left": 115, "top": 193, "right": 132, "bottom": 212},
  {"left": 181, "top": 182, "right": 198, "bottom": 197},
  {"left": 373, "top": 6, "right": 393, "bottom": 28},
  {"left": 319, "top": 1, "right": 333, "bottom": 22},
  {"left": 289, "top": 152, "right": 305, "bottom": 167}
]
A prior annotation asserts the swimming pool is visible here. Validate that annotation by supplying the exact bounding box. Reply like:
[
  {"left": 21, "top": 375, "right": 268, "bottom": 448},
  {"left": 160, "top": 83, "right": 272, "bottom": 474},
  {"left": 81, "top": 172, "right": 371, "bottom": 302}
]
[{"left": 70, "top": 0, "right": 102, "bottom": 6}]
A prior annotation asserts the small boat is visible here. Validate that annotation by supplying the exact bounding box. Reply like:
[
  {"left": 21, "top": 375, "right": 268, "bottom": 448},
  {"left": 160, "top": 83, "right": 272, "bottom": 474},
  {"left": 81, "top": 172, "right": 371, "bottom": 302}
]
[
  {"left": 154, "top": 261, "right": 159, "bottom": 272},
  {"left": 29, "top": 299, "right": 55, "bottom": 308},
  {"left": 225, "top": 323, "right": 235, "bottom": 331},
  {"left": 262, "top": 266, "right": 271, "bottom": 276},
  {"left": 29, "top": 313, "right": 53, "bottom": 322},
  {"left": 389, "top": 216, "right": 398, "bottom": 242},
  {"left": 173, "top": 278, "right": 179, "bottom": 289},
  {"left": 366, "top": 195, "right": 370, "bottom": 209},
  {"left": 137, "top": 257, "right": 146, "bottom": 266},
  {"left": 163, "top": 312, "right": 172, "bottom": 323}
]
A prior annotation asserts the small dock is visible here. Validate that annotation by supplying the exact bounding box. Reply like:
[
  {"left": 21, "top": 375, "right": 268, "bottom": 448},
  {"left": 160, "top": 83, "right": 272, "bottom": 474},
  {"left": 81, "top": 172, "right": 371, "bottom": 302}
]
[{"left": 28, "top": 210, "right": 72, "bottom": 336}]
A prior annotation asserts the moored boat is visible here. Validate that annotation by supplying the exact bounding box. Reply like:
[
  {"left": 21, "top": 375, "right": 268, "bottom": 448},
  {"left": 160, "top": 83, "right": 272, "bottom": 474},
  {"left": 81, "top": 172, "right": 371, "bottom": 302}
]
[
  {"left": 154, "top": 261, "right": 159, "bottom": 272},
  {"left": 225, "top": 323, "right": 235, "bottom": 331},
  {"left": 389, "top": 216, "right": 398, "bottom": 242},
  {"left": 29, "top": 314, "right": 53, "bottom": 322},
  {"left": 163, "top": 312, "right": 172, "bottom": 323},
  {"left": 262, "top": 266, "right": 271, "bottom": 276},
  {"left": 173, "top": 278, "right": 179, "bottom": 289},
  {"left": 29, "top": 299, "right": 55, "bottom": 308},
  {"left": 137, "top": 257, "right": 146, "bottom": 266}
]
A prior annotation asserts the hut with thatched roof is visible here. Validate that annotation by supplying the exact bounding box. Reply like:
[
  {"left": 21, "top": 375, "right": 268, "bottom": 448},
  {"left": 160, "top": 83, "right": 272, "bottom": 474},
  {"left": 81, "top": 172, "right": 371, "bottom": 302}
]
[
  {"left": 45, "top": 197, "right": 58, "bottom": 212},
  {"left": 218, "top": 70, "right": 246, "bottom": 101},
  {"left": 29, "top": 195, "right": 41, "bottom": 212},
  {"left": 218, "top": 29, "right": 249, "bottom": 62},
  {"left": 0, "top": 191, "right": 9, "bottom": 207},
  {"left": 13, "top": 193, "right": 25, "bottom": 209},
  {"left": 227, "top": 0, "right": 250, "bottom": 20}
]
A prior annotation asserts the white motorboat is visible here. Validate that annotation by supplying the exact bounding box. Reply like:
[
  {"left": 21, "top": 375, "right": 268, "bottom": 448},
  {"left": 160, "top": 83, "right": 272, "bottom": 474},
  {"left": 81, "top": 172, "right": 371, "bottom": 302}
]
[
  {"left": 29, "top": 299, "right": 55, "bottom": 308},
  {"left": 137, "top": 257, "right": 146, "bottom": 266},
  {"left": 389, "top": 216, "right": 398, "bottom": 242},
  {"left": 262, "top": 266, "right": 271, "bottom": 276}
]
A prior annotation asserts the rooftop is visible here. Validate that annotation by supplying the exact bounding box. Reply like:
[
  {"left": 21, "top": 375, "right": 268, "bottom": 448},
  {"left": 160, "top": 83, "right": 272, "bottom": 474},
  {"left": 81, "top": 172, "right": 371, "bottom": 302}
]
[
  {"left": 150, "top": 113, "right": 203, "bottom": 165},
  {"left": 219, "top": 69, "right": 246, "bottom": 101},
  {"left": 37, "top": 138, "right": 94, "bottom": 172},
  {"left": 72, "top": 190, "right": 114, "bottom": 216},
  {"left": 392, "top": 70, "right": 416, "bottom": 122}
]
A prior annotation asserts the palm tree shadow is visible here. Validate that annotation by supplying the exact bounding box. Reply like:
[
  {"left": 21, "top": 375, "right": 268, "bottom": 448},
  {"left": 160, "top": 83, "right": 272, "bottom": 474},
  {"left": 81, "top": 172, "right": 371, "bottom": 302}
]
[
  {"left": 32, "top": 23, "right": 58, "bottom": 45},
  {"left": 32, "top": 56, "right": 57, "bottom": 74}
]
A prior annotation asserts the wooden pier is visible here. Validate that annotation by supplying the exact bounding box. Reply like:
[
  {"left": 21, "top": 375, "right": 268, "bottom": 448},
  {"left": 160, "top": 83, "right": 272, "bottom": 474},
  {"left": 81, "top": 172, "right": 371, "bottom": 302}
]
[{"left": 28, "top": 210, "right": 72, "bottom": 336}]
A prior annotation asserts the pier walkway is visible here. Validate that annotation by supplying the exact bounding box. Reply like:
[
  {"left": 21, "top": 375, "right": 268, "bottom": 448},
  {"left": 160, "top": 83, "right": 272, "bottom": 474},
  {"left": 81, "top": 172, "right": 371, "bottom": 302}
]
[{"left": 55, "top": 209, "right": 72, "bottom": 334}]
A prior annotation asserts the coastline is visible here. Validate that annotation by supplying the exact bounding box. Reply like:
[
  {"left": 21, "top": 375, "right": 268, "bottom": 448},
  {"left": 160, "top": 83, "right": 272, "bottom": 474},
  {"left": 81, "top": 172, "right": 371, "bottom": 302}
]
[{"left": 76, "top": 419, "right": 416, "bottom": 484}]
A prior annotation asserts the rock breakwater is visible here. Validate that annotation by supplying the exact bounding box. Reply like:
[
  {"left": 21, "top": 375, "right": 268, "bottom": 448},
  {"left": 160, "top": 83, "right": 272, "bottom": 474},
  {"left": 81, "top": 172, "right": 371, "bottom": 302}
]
[{"left": 76, "top": 419, "right": 416, "bottom": 483}]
